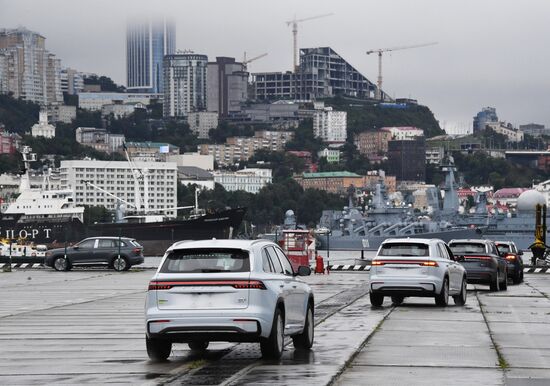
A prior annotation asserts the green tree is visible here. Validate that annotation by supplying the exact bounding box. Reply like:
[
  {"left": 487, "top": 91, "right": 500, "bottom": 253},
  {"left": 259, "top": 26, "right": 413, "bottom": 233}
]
[
  {"left": 0, "top": 94, "right": 40, "bottom": 134},
  {"left": 285, "top": 119, "right": 323, "bottom": 155}
]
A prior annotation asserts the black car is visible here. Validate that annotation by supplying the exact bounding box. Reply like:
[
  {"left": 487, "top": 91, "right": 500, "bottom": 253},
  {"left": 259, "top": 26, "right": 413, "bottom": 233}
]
[
  {"left": 495, "top": 241, "right": 524, "bottom": 284},
  {"left": 448, "top": 239, "right": 508, "bottom": 291},
  {"left": 44, "top": 237, "right": 144, "bottom": 271}
]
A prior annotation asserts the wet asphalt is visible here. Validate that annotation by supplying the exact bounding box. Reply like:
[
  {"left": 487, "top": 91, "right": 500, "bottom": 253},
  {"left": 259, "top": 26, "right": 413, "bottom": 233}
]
[{"left": 0, "top": 266, "right": 549, "bottom": 385}]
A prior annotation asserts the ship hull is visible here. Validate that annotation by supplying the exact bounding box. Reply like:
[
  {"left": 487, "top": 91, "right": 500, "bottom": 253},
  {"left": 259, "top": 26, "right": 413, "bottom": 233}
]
[
  {"left": 317, "top": 227, "right": 485, "bottom": 251},
  {"left": 0, "top": 208, "right": 246, "bottom": 256},
  {"left": 86, "top": 208, "right": 246, "bottom": 255}
]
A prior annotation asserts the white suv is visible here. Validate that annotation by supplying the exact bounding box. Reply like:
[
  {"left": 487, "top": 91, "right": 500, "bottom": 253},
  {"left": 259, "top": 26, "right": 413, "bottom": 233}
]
[
  {"left": 145, "top": 239, "right": 314, "bottom": 360},
  {"left": 369, "top": 238, "right": 467, "bottom": 307}
]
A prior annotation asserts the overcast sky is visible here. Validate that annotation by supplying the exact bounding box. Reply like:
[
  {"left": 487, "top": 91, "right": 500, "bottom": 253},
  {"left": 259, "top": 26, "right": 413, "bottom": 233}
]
[{"left": 1, "top": 0, "right": 549, "bottom": 131}]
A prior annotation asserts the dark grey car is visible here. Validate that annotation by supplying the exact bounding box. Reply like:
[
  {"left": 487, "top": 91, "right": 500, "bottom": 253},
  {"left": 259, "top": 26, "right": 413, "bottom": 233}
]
[
  {"left": 449, "top": 239, "right": 508, "bottom": 291},
  {"left": 44, "top": 237, "right": 144, "bottom": 271}
]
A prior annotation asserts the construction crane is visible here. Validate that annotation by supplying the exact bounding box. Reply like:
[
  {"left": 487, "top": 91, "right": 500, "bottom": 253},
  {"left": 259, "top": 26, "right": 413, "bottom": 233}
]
[
  {"left": 366, "top": 42, "right": 438, "bottom": 100},
  {"left": 242, "top": 52, "right": 268, "bottom": 71},
  {"left": 286, "top": 13, "right": 333, "bottom": 72}
]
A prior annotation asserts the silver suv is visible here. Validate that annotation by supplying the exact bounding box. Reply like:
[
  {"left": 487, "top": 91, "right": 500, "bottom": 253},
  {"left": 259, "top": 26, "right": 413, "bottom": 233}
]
[
  {"left": 145, "top": 239, "right": 314, "bottom": 360},
  {"left": 369, "top": 238, "right": 467, "bottom": 307}
]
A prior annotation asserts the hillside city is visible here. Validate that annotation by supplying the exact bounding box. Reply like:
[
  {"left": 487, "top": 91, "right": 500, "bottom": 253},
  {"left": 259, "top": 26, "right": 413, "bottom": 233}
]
[
  {"left": 0, "top": 21, "right": 549, "bottom": 231},
  {"left": 3, "top": 5, "right": 550, "bottom": 385}
]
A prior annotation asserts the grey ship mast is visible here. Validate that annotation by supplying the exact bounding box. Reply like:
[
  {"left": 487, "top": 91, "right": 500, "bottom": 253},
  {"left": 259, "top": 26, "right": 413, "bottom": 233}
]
[
  {"left": 19, "top": 146, "right": 37, "bottom": 193},
  {"left": 441, "top": 154, "right": 460, "bottom": 214}
]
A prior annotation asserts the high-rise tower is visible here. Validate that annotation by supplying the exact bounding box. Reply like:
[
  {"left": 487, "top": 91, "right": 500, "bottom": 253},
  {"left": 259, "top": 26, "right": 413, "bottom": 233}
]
[
  {"left": 0, "top": 27, "right": 62, "bottom": 106},
  {"left": 126, "top": 18, "right": 175, "bottom": 93}
]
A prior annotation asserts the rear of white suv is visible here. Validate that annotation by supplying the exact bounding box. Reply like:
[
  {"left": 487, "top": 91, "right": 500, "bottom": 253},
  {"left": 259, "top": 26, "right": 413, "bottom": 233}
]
[
  {"left": 369, "top": 238, "right": 467, "bottom": 307},
  {"left": 145, "top": 239, "right": 314, "bottom": 360}
]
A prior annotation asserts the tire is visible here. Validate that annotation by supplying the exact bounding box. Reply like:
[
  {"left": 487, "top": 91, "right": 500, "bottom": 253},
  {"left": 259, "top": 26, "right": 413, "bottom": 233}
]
[
  {"left": 453, "top": 278, "right": 467, "bottom": 306},
  {"left": 53, "top": 257, "right": 70, "bottom": 271},
  {"left": 370, "top": 292, "right": 384, "bottom": 307},
  {"left": 500, "top": 270, "right": 508, "bottom": 291},
  {"left": 188, "top": 341, "right": 209, "bottom": 351},
  {"left": 292, "top": 304, "right": 314, "bottom": 350},
  {"left": 261, "top": 307, "right": 284, "bottom": 359},
  {"left": 512, "top": 270, "right": 521, "bottom": 285},
  {"left": 391, "top": 296, "right": 404, "bottom": 306},
  {"left": 112, "top": 256, "right": 129, "bottom": 272},
  {"left": 435, "top": 277, "right": 449, "bottom": 307},
  {"left": 146, "top": 336, "right": 172, "bottom": 361},
  {"left": 489, "top": 273, "right": 500, "bottom": 291}
]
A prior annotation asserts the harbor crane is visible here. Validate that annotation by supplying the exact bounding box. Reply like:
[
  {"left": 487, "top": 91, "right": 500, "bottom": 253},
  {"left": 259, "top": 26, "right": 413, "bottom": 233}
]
[
  {"left": 242, "top": 52, "right": 268, "bottom": 71},
  {"left": 366, "top": 42, "right": 438, "bottom": 100},
  {"left": 286, "top": 13, "right": 333, "bottom": 72}
]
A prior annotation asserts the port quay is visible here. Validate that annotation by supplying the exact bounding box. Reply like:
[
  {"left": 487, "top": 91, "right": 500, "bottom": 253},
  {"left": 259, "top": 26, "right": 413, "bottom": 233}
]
[{"left": 3, "top": 1, "right": 550, "bottom": 384}]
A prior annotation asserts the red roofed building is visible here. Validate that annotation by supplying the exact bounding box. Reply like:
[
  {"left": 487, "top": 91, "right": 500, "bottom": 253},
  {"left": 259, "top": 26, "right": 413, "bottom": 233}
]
[
  {"left": 457, "top": 188, "right": 476, "bottom": 199},
  {"left": 493, "top": 188, "right": 529, "bottom": 206},
  {"left": 0, "top": 130, "right": 19, "bottom": 154}
]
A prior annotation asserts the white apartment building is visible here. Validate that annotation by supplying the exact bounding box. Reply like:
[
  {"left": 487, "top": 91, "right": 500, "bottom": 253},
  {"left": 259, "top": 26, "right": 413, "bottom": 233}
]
[
  {"left": 51, "top": 104, "right": 77, "bottom": 123},
  {"left": 163, "top": 53, "right": 208, "bottom": 117},
  {"left": 486, "top": 122, "right": 524, "bottom": 143},
  {"left": 313, "top": 107, "right": 347, "bottom": 143},
  {"left": 78, "top": 92, "right": 161, "bottom": 111},
  {"left": 381, "top": 126, "right": 424, "bottom": 140},
  {"left": 187, "top": 111, "right": 218, "bottom": 139},
  {"left": 75, "top": 127, "right": 125, "bottom": 153},
  {"left": 318, "top": 148, "right": 341, "bottom": 163},
  {"left": 0, "top": 27, "right": 63, "bottom": 106},
  {"left": 166, "top": 152, "right": 214, "bottom": 170},
  {"left": 213, "top": 168, "right": 272, "bottom": 194},
  {"left": 60, "top": 68, "right": 84, "bottom": 95},
  {"left": 59, "top": 160, "right": 178, "bottom": 217},
  {"left": 101, "top": 102, "right": 146, "bottom": 118},
  {"left": 425, "top": 147, "right": 445, "bottom": 165},
  {"left": 200, "top": 131, "right": 293, "bottom": 166},
  {"left": 31, "top": 111, "right": 55, "bottom": 138}
]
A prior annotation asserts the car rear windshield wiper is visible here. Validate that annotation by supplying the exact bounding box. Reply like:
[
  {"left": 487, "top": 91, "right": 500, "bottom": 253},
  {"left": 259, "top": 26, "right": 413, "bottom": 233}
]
[{"left": 200, "top": 268, "right": 232, "bottom": 273}]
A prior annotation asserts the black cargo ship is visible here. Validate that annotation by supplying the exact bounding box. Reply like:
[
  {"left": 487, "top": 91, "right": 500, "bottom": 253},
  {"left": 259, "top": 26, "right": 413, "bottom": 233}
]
[{"left": 0, "top": 208, "right": 246, "bottom": 255}]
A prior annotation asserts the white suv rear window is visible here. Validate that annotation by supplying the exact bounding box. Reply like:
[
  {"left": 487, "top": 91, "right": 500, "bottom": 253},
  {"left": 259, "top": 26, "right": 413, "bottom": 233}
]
[
  {"left": 379, "top": 243, "right": 429, "bottom": 257},
  {"left": 160, "top": 248, "right": 250, "bottom": 273}
]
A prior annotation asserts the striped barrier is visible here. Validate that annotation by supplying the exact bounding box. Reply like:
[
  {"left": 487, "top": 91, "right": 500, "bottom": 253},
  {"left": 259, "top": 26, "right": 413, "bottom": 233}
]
[
  {"left": 1, "top": 262, "right": 44, "bottom": 270},
  {"left": 1, "top": 263, "right": 549, "bottom": 274},
  {"left": 326, "top": 264, "right": 550, "bottom": 274},
  {"left": 327, "top": 264, "right": 371, "bottom": 271}
]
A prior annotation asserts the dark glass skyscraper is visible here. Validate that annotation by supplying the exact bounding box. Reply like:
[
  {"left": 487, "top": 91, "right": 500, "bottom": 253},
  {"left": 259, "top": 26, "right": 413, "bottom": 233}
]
[{"left": 126, "top": 18, "right": 175, "bottom": 93}]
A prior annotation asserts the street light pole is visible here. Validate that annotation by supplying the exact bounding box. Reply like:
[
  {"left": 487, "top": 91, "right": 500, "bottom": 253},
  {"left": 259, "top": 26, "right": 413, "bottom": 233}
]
[{"left": 326, "top": 231, "right": 331, "bottom": 274}]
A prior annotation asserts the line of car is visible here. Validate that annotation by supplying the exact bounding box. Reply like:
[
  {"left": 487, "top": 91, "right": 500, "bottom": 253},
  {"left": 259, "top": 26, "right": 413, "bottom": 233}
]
[
  {"left": 369, "top": 238, "right": 524, "bottom": 307},
  {"left": 39, "top": 235, "right": 526, "bottom": 362}
]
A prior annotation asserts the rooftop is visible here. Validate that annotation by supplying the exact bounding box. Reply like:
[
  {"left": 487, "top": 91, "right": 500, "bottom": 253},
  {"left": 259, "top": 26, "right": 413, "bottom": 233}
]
[{"left": 302, "top": 171, "right": 361, "bottom": 178}]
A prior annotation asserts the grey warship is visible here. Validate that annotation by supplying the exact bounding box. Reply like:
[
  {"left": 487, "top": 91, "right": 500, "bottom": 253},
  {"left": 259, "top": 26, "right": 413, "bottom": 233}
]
[
  {"left": 316, "top": 168, "right": 482, "bottom": 250},
  {"left": 439, "top": 157, "right": 546, "bottom": 250}
]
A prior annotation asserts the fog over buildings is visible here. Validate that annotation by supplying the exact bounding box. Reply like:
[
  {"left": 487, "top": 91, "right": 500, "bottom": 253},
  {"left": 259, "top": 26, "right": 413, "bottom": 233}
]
[{"left": 1, "top": 0, "right": 549, "bottom": 129}]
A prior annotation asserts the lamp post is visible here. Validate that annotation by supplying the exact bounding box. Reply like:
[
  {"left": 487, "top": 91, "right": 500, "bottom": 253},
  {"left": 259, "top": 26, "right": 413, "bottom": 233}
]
[
  {"left": 326, "top": 230, "right": 331, "bottom": 274},
  {"left": 5, "top": 239, "right": 13, "bottom": 272},
  {"left": 117, "top": 227, "right": 122, "bottom": 265}
]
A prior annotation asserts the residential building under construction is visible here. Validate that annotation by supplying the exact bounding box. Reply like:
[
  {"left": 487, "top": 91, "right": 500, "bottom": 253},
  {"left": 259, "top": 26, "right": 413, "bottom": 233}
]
[{"left": 252, "top": 47, "right": 389, "bottom": 101}]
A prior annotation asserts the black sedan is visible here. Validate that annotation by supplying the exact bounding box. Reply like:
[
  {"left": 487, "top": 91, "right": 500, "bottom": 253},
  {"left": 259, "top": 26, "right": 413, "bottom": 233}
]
[
  {"left": 44, "top": 237, "right": 144, "bottom": 271},
  {"left": 495, "top": 241, "right": 524, "bottom": 284},
  {"left": 449, "top": 239, "right": 508, "bottom": 291}
]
